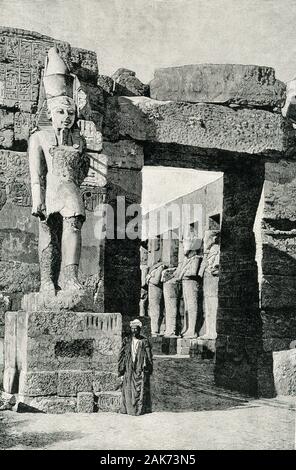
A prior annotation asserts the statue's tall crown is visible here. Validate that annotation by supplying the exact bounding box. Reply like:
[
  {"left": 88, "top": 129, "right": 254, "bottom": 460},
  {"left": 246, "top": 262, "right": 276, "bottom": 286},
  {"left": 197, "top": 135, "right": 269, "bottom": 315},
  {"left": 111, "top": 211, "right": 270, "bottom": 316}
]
[{"left": 43, "top": 46, "right": 74, "bottom": 99}]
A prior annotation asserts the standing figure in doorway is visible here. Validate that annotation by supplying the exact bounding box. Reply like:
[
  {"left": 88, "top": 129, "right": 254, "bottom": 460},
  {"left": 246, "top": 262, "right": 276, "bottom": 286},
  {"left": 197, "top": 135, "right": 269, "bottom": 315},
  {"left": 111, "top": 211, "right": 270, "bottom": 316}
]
[
  {"left": 118, "top": 319, "right": 153, "bottom": 415},
  {"left": 161, "top": 267, "right": 180, "bottom": 337},
  {"left": 146, "top": 261, "right": 167, "bottom": 335},
  {"left": 198, "top": 230, "right": 220, "bottom": 340},
  {"left": 176, "top": 231, "right": 203, "bottom": 338},
  {"left": 28, "top": 46, "right": 89, "bottom": 294}
]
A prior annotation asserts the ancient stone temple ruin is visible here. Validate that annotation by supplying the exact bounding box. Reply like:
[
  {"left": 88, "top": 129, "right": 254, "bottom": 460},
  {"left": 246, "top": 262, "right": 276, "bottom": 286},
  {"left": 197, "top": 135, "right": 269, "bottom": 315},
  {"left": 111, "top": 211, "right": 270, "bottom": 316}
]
[{"left": 0, "top": 26, "right": 296, "bottom": 412}]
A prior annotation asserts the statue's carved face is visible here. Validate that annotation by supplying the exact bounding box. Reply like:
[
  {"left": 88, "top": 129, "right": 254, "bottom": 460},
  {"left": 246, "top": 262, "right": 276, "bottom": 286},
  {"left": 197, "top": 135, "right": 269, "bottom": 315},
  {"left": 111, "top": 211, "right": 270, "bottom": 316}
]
[
  {"left": 182, "top": 236, "right": 202, "bottom": 255},
  {"left": 48, "top": 97, "right": 76, "bottom": 130}
]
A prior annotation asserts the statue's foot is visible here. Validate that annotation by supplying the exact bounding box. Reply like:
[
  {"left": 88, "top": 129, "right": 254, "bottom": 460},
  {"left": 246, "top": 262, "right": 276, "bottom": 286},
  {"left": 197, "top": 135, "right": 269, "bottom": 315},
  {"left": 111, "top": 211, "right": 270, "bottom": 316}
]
[
  {"left": 40, "top": 280, "right": 56, "bottom": 296},
  {"left": 164, "top": 333, "right": 178, "bottom": 338},
  {"left": 182, "top": 331, "right": 198, "bottom": 339},
  {"left": 198, "top": 333, "right": 217, "bottom": 340},
  {"left": 63, "top": 277, "right": 84, "bottom": 291},
  {"left": 63, "top": 264, "right": 84, "bottom": 291}
]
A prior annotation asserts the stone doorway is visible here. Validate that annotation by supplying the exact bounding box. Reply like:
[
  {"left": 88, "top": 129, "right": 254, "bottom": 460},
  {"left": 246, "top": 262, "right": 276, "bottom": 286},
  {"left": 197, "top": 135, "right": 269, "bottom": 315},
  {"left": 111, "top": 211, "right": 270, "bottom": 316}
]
[{"left": 139, "top": 152, "right": 266, "bottom": 397}]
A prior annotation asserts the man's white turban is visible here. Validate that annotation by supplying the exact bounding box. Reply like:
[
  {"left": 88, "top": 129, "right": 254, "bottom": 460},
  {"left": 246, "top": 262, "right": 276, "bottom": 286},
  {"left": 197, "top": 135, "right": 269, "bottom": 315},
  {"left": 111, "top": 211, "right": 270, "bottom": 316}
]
[{"left": 130, "top": 319, "right": 142, "bottom": 328}]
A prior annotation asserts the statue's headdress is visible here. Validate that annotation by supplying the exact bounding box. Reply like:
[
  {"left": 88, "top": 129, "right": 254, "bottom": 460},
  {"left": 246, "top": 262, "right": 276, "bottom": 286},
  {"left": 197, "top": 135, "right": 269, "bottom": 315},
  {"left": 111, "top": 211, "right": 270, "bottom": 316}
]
[
  {"left": 43, "top": 46, "right": 74, "bottom": 100},
  {"left": 37, "top": 46, "right": 85, "bottom": 128}
]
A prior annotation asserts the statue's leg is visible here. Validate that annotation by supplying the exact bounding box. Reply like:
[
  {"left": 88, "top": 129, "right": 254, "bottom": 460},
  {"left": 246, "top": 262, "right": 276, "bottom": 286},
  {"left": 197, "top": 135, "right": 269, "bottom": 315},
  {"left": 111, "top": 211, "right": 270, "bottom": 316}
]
[
  {"left": 163, "top": 281, "right": 179, "bottom": 337},
  {"left": 199, "top": 274, "right": 218, "bottom": 339},
  {"left": 148, "top": 283, "right": 162, "bottom": 335},
  {"left": 38, "top": 214, "right": 62, "bottom": 294},
  {"left": 181, "top": 281, "right": 188, "bottom": 335},
  {"left": 139, "top": 288, "right": 148, "bottom": 317},
  {"left": 62, "top": 215, "right": 84, "bottom": 290},
  {"left": 182, "top": 280, "right": 198, "bottom": 338}
]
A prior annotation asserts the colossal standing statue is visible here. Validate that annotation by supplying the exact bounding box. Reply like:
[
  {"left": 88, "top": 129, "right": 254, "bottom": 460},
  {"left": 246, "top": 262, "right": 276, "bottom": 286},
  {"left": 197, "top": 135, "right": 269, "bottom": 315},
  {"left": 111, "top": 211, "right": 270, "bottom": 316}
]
[
  {"left": 28, "top": 47, "right": 89, "bottom": 294},
  {"left": 146, "top": 261, "right": 167, "bottom": 335},
  {"left": 198, "top": 230, "right": 220, "bottom": 340},
  {"left": 161, "top": 267, "right": 180, "bottom": 337},
  {"left": 176, "top": 232, "right": 203, "bottom": 339}
]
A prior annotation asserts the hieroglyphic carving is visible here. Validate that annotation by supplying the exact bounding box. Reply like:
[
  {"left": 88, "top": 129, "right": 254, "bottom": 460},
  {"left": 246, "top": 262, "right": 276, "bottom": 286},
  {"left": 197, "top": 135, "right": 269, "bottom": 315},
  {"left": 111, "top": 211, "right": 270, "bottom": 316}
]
[
  {"left": 81, "top": 186, "right": 105, "bottom": 212},
  {"left": 0, "top": 150, "right": 31, "bottom": 206}
]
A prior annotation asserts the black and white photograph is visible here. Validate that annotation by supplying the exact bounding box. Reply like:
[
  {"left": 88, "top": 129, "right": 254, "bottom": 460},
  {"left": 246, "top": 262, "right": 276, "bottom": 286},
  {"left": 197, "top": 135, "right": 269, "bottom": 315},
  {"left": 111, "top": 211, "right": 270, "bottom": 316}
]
[{"left": 0, "top": 0, "right": 295, "bottom": 454}]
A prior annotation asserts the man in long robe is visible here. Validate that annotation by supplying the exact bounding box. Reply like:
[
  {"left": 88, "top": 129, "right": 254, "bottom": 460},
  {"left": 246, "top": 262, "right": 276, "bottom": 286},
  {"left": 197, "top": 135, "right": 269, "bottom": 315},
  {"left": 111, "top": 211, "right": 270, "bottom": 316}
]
[{"left": 118, "top": 319, "right": 153, "bottom": 415}]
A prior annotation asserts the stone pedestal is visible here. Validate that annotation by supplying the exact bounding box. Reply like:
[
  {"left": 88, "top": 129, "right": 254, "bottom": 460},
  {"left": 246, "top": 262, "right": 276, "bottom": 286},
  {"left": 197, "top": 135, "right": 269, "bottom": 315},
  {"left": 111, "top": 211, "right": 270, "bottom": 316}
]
[
  {"left": 151, "top": 336, "right": 177, "bottom": 355},
  {"left": 3, "top": 307, "right": 122, "bottom": 413},
  {"left": 177, "top": 338, "right": 199, "bottom": 356},
  {"left": 191, "top": 338, "right": 216, "bottom": 359}
]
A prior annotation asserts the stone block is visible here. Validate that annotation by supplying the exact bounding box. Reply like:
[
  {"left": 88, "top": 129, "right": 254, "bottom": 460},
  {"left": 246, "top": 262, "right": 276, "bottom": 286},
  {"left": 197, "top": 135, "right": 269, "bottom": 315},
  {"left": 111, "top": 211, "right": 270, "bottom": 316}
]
[
  {"left": 0, "top": 261, "right": 40, "bottom": 295},
  {"left": 19, "top": 371, "right": 57, "bottom": 396},
  {"left": 96, "top": 391, "right": 121, "bottom": 412},
  {"left": 150, "top": 64, "right": 285, "bottom": 108},
  {"left": 115, "top": 96, "right": 294, "bottom": 157},
  {"left": 112, "top": 68, "right": 149, "bottom": 97},
  {"left": 194, "top": 338, "right": 216, "bottom": 358},
  {"left": 16, "top": 395, "right": 77, "bottom": 413},
  {"left": 177, "top": 338, "right": 191, "bottom": 356},
  {"left": 261, "top": 275, "right": 296, "bottom": 308},
  {"left": 21, "top": 288, "right": 96, "bottom": 313},
  {"left": 261, "top": 238, "right": 296, "bottom": 276},
  {"left": 97, "top": 75, "right": 114, "bottom": 95},
  {"left": 57, "top": 370, "right": 93, "bottom": 396},
  {"left": 273, "top": 349, "right": 296, "bottom": 396},
  {"left": 0, "top": 27, "right": 98, "bottom": 114},
  {"left": 79, "top": 119, "right": 103, "bottom": 152},
  {"left": 162, "top": 337, "right": 177, "bottom": 355},
  {"left": 93, "top": 371, "right": 121, "bottom": 393},
  {"left": 101, "top": 140, "right": 144, "bottom": 170},
  {"left": 25, "top": 310, "right": 121, "bottom": 339},
  {"left": 14, "top": 112, "right": 34, "bottom": 146},
  {"left": 77, "top": 391, "right": 94, "bottom": 412},
  {"left": 71, "top": 46, "right": 98, "bottom": 84},
  {"left": 261, "top": 309, "right": 296, "bottom": 347},
  {"left": 3, "top": 310, "right": 123, "bottom": 400},
  {"left": 0, "top": 109, "right": 14, "bottom": 149},
  {"left": 0, "top": 391, "right": 16, "bottom": 408},
  {"left": 151, "top": 336, "right": 163, "bottom": 355}
]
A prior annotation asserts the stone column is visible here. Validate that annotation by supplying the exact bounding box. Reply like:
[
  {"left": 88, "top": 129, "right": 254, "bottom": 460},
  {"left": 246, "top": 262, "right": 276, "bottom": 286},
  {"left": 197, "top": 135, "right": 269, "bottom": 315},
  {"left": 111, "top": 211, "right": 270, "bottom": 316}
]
[
  {"left": 215, "top": 160, "right": 265, "bottom": 396},
  {"left": 97, "top": 140, "right": 144, "bottom": 318},
  {"left": 258, "top": 160, "right": 296, "bottom": 396}
]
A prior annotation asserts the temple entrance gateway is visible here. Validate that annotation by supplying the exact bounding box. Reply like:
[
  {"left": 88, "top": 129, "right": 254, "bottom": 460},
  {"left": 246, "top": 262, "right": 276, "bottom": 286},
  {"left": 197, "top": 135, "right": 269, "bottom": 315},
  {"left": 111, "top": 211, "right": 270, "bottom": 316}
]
[{"left": 1, "top": 27, "right": 296, "bottom": 412}]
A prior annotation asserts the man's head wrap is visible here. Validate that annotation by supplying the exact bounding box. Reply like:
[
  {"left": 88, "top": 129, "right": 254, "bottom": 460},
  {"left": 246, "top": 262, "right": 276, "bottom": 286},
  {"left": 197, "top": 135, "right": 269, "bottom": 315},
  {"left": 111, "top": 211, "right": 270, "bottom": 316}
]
[{"left": 130, "top": 319, "right": 142, "bottom": 329}]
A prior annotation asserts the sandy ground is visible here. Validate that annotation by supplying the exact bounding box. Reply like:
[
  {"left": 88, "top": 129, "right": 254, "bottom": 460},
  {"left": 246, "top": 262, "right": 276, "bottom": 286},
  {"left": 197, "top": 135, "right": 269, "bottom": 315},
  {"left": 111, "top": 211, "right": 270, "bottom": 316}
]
[{"left": 0, "top": 397, "right": 295, "bottom": 450}]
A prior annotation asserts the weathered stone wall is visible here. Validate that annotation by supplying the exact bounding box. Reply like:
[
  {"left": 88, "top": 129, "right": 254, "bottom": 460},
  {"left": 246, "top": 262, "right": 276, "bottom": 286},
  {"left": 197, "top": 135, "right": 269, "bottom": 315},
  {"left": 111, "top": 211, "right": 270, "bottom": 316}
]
[
  {"left": 4, "top": 310, "right": 122, "bottom": 412},
  {"left": 257, "top": 160, "right": 296, "bottom": 395},
  {"left": 215, "top": 161, "right": 268, "bottom": 396}
]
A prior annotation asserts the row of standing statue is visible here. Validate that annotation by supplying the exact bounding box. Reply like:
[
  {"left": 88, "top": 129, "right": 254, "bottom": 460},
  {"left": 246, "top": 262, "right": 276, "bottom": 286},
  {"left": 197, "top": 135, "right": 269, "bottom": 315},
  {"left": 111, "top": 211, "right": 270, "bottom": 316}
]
[{"left": 140, "top": 229, "right": 220, "bottom": 340}]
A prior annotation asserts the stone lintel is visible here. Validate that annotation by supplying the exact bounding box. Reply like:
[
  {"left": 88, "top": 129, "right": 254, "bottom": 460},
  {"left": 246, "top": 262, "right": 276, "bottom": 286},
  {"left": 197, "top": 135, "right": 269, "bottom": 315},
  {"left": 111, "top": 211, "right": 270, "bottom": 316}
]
[
  {"left": 115, "top": 96, "right": 295, "bottom": 158},
  {"left": 150, "top": 64, "right": 285, "bottom": 108}
]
